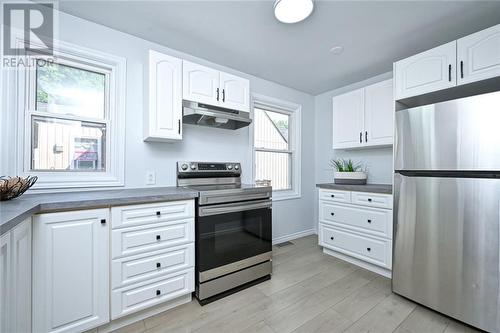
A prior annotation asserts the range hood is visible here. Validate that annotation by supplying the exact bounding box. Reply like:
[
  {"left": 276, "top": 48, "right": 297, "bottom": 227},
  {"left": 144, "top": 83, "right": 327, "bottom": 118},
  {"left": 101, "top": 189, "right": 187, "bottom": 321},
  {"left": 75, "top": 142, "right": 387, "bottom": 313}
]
[{"left": 182, "top": 100, "right": 252, "bottom": 130}]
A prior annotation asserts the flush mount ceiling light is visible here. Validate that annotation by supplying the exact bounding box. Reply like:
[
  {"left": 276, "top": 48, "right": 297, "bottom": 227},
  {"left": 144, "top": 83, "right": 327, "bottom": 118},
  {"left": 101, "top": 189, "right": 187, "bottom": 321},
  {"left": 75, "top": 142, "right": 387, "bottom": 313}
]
[{"left": 274, "top": 0, "right": 314, "bottom": 24}]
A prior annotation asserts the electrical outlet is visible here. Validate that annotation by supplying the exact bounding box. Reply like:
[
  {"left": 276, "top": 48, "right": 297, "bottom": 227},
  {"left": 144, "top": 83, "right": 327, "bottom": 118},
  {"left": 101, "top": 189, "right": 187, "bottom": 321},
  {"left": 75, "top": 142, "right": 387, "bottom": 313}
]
[{"left": 146, "top": 171, "right": 156, "bottom": 185}]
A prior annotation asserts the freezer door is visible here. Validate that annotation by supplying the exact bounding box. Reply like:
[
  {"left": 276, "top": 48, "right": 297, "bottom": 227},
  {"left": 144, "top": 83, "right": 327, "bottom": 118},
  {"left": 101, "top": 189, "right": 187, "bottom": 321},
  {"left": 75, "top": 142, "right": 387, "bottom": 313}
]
[
  {"left": 393, "top": 173, "right": 500, "bottom": 333},
  {"left": 395, "top": 91, "right": 500, "bottom": 171}
]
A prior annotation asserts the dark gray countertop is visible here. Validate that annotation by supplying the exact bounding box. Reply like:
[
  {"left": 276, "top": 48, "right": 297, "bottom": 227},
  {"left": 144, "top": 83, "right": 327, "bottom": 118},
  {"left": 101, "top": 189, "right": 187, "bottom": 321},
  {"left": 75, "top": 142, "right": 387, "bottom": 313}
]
[
  {"left": 0, "top": 187, "right": 199, "bottom": 236},
  {"left": 316, "top": 183, "right": 393, "bottom": 194}
]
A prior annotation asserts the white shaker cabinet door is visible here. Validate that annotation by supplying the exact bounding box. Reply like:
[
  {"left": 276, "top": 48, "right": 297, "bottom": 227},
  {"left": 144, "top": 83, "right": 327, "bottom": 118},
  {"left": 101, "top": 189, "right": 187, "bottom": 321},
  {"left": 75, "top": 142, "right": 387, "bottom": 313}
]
[
  {"left": 394, "top": 41, "right": 456, "bottom": 100},
  {"left": 219, "top": 71, "right": 250, "bottom": 112},
  {"left": 145, "top": 50, "right": 182, "bottom": 141},
  {"left": 364, "top": 79, "right": 394, "bottom": 146},
  {"left": 183, "top": 60, "right": 220, "bottom": 106},
  {"left": 458, "top": 24, "right": 500, "bottom": 85},
  {"left": 332, "top": 88, "right": 364, "bottom": 149},
  {"left": 0, "top": 232, "right": 10, "bottom": 333},
  {"left": 33, "top": 209, "right": 110, "bottom": 333}
]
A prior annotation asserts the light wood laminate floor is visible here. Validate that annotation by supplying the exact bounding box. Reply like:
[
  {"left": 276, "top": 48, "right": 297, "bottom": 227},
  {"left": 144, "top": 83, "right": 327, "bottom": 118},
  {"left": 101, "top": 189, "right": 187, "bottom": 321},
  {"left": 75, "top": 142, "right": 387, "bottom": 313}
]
[{"left": 110, "top": 235, "right": 482, "bottom": 333}]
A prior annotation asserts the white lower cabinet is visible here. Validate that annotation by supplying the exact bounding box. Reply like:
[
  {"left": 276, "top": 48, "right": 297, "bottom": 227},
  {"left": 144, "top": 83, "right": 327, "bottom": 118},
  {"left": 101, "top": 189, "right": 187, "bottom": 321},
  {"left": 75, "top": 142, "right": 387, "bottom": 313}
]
[
  {"left": 33, "top": 209, "right": 110, "bottom": 333},
  {"left": 0, "top": 218, "right": 31, "bottom": 333},
  {"left": 318, "top": 188, "right": 393, "bottom": 277}
]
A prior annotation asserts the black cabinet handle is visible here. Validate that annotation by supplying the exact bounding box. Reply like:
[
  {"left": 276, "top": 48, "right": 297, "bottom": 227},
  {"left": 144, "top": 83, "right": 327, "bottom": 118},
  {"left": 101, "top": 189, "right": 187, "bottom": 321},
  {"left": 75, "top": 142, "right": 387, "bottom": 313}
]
[
  {"left": 448, "top": 64, "right": 452, "bottom": 82},
  {"left": 156, "top": 235, "right": 161, "bottom": 241},
  {"left": 156, "top": 262, "right": 161, "bottom": 268},
  {"left": 331, "top": 194, "right": 335, "bottom": 198},
  {"left": 216, "top": 88, "right": 220, "bottom": 101},
  {"left": 178, "top": 119, "right": 181, "bottom": 134},
  {"left": 367, "top": 247, "right": 371, "bottom": 252},
  {"left": 222, "top": 89, "right": 225, "bottom": 102},
  {"left": 156, "top": 211, "right": 161, "bottom": 216},
  {"left": 330, "top": 212, "right": 335, "bottom": 216},
  {"left": 330, "top": 236, "right": 334, "bottom": 240},
  {"left": 368, "top": 198, "right": 372, "bottom": 202},
  {"left": 460, "top": 61, "right": 464, "bottom": 79},
  {"left": 100, "top": 219, "right": 106, "bottom": 225},
  {"left": 365, "top": 131, "right": 368, "bottom": 142},
  {"left": 367, "top": 219, "right": 372, "bottom": 223},
  {"left": 359, "top": 132, "right": 362, "bottom": 143},
  {"left": 156, "top": 290, "right": 161, "bottom": 296}
]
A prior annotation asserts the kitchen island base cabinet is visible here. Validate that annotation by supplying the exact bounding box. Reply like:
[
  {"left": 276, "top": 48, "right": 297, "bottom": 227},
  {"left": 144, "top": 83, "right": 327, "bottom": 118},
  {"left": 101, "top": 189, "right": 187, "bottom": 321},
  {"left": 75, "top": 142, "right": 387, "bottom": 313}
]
[{"left": 33, "top": 209, "right": 110, "bottom": 333}]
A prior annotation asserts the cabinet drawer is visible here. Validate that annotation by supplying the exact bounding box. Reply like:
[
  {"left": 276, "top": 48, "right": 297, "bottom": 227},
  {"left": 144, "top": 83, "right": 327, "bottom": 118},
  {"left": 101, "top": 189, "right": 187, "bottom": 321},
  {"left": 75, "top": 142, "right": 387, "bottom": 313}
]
[
  {"left": 320, "top": 224, "right": 391, "bottom": 269},
  {"left": 111, "top": 200, "right": 194, "bottom": 229},
  {"left": 112, "top": 219, "right": 194, "bottom": 259},
  {"left": 351, "top": 192, "right": 392, "bottom": 209},
  {"left": 319, "top": 189, "right": 351, "bottom": 203},
  {"left": 111, "top": 244, "right": 194, "bottom": 289},
  {"left": 320, "top": 202, "right": 392, "bottom": 239},
  {"left": 111, "top": 268, "right": 194, "bottom": 319}
]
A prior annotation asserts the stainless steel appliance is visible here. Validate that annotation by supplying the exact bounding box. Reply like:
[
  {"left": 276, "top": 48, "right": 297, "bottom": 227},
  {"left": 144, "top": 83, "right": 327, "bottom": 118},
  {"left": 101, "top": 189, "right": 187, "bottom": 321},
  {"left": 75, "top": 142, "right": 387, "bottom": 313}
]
[
  {"left": 177, "top": 161, "right": 272, "bottom": 304},
  {"left": 393, "top": 91, "right": 500, "bottom": 333},
  {"left": 182, "top": 100, "right": 252, "bottom": 130}
]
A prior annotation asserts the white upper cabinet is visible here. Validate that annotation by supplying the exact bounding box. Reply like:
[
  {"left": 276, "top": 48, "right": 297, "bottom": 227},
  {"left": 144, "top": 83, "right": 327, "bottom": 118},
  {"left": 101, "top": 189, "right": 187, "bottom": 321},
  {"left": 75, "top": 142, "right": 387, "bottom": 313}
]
[
  {"left": 394, "top": 41, "right": 456, "bottom": 100},
  {"left": 33, "top": 209, "right": 110, "bottom": 333},
  {"left": 333, "top": 79, "right": 394, "bottom": 150},
  {"left": 219, "top": 71, "right": 250, "bottom": 111},
  {"left": 145, "top": 50, "right": 183, "bottom": 142},
  {"left": 364, "top": 79, "right": 394, "bottom": 146},
  {"left": 183, "top": 60, "right": 250, "bottom": 112},
  {"left": 332, "top": 88, "right": 365, "bottom": 149},
  {"left": 457, "top": 24, "right": 500, "bottom": 85},
  {"left": 183, "top": 60, "right": 220, "bottom": 105}
]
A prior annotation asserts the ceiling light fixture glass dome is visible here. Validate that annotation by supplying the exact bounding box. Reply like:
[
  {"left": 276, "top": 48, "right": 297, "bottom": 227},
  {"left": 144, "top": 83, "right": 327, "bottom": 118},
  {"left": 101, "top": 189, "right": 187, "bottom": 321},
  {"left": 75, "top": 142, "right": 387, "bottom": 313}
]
[{"left": 274, "top": 0, "right": 314, "bottom": 24}]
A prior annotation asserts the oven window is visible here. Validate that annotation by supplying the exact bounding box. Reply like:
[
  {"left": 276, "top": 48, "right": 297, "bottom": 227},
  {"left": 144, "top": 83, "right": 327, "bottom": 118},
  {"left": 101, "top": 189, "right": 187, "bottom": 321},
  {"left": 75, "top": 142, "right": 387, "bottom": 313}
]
[{"left": 197, "top": 207, "right": 272, "bottom": 272}]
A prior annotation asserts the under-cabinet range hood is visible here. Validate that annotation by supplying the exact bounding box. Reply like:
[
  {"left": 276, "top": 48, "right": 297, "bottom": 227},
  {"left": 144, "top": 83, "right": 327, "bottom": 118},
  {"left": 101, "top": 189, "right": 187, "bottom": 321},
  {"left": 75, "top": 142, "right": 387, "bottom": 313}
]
[{"left": 182, "top": 100, "right": 252, "bottom": 130}]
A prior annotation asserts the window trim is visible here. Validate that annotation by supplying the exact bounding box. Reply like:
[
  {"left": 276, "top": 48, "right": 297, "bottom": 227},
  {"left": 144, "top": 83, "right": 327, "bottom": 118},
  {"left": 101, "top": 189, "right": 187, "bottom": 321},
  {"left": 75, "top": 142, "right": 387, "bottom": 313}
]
[
  {"left": 251, "top": 93, "right": 302, "bottom": 201},
  {"left": 12, "top": 37, "right": 126, "bottom": 190}
]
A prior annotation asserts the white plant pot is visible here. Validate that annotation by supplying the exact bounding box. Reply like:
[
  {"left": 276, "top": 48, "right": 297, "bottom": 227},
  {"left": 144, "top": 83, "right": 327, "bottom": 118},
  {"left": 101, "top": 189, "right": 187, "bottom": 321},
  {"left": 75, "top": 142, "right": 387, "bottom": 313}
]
[{"left": 334, "top": 171, "right": 367, "bottom": 185}]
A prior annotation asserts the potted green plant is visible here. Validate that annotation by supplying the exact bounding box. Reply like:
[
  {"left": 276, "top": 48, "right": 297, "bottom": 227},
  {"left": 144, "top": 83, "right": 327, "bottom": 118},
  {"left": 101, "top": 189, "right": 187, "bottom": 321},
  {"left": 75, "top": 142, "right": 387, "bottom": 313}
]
[{"left": 330, "top": 159, "right": 367, "bottom": 185}]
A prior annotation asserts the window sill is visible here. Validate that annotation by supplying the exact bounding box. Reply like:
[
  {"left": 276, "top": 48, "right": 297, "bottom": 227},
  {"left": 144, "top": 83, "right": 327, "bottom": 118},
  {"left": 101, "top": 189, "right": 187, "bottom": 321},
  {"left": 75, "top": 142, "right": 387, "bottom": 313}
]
[{"left": 272, "top": 191, "right": 301, "bottom": 202}]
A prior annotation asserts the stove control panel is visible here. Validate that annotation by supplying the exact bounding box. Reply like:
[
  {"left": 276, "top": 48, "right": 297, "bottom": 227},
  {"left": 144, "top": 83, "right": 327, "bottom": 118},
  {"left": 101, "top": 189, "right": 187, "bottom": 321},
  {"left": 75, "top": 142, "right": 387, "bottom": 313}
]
[{"left": 177, "top": 162, "right": 241, "bottom": 174}]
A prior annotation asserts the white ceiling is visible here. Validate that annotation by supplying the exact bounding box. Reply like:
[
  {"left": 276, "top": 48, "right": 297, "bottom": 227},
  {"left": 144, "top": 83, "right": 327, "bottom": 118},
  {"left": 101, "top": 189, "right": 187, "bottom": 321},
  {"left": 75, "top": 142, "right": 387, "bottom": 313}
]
[{"left": 58, "top": 1, "right": 500, "bottom": 95}]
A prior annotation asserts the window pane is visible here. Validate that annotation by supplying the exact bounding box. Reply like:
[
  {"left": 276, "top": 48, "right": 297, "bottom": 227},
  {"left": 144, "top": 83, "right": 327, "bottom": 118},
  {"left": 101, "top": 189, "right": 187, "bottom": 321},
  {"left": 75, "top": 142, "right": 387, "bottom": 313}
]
[
  {"left": 31, "top": 116, "right": 106, "bottom": 171},
  {"left": 36, "top": 62, "right": 106, "bottom": 119},
  {"left": 254, "top": 108, "right": 289, "bottom": 150},
  {"left": 255, "top": 151, "right": 291, "bottom": 191}
]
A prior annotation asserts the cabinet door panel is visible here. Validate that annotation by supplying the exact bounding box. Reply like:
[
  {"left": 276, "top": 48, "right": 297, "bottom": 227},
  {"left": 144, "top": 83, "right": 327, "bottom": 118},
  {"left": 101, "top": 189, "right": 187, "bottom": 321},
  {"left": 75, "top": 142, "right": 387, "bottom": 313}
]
[
  {"left": 0, "top": 233, "right": 10, "bottom": 333},
  {"left": 146, "top": 50, "right": 182, "bottom": 141},
  {"left": 364, "top": 79, "right": 394, "bottom": 146},
  {"left": 183, "top": 61, "right": 219, "bottom": 106},
  {"left": 11, "top": 219, "right": 31, "bottom": 333},
  {"left": 219, "top": 72, "right": 250, "bottom": 112},
  {"left": 394, "top": 41, "right": 456, "bottom": 100},
  {"left": 33, "top": 209, "right": 110, "bottom": 333},
  {"left": 458, "top": 24, "right": 500, "bottom": 85},
  {"left": 332, "top": 88, "right": 364, "bottom": 149}
]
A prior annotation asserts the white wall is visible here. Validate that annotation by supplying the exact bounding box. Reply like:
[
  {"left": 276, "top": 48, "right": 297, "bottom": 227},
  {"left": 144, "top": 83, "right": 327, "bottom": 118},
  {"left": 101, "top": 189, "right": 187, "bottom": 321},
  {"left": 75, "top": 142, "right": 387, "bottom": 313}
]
[{"left": 1, "top": 11, "right": 317, "bottom": 241}]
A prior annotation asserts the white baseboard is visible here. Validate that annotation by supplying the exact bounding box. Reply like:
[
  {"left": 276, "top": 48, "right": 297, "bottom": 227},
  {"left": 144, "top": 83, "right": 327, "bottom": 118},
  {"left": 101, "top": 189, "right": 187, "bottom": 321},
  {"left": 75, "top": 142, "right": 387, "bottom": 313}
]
[
  {"left": 323, "top": 248, "right": 392, "bottom": 278},
  {"left": 272, "top": 228, "right": 317, "bottom": 245}
]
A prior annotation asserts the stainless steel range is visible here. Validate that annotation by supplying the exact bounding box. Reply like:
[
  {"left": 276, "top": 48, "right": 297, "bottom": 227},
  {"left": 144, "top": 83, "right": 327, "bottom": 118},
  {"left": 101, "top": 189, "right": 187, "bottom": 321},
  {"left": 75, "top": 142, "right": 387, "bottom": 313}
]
[{"left": 177, "top": 161, "right": 272, "bottom": 305}]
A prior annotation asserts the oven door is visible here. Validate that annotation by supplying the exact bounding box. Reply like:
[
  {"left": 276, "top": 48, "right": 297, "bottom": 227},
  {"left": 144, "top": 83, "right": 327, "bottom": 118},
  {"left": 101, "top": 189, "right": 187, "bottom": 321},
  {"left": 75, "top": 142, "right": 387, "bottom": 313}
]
[{"left": 197, "top": 199, "right": 272, "bottom": 281}]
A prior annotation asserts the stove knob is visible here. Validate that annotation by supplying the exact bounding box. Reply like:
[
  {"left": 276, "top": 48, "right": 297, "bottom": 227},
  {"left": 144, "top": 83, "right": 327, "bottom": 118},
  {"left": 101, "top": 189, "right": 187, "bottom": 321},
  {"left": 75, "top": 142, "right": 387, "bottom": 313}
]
[
  {"left": 234, "top": 164, "right": 240, "bottom": 170},
  {"left": 227, "top": 164, "right": 233, "bottom": 170},
  {"left": 181, "top": 163, "right": 188, "bottom": 171},
  {"left": 190, "top": 164, "right": 197, "bottom": 170}
]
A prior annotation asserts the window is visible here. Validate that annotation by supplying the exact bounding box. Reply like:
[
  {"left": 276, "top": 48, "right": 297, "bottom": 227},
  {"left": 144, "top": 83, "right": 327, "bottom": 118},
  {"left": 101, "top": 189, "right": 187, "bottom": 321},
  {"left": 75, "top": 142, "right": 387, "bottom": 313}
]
[
  {"left": 15, "top": 40, "right": 126, "bottom": 189},
  {"left": 252, "top": 94, "right": 301, "bottom": 200}
]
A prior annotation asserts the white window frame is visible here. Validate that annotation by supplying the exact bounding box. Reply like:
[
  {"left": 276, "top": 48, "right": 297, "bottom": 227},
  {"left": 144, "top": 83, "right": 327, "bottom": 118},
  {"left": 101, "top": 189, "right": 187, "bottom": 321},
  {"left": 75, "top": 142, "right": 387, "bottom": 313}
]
[
  {"left": 10, "top": 37, "right": 126, "bottom": 190},
  {"left": 251, "top": 93, "right": 301, "bottom": 201}
]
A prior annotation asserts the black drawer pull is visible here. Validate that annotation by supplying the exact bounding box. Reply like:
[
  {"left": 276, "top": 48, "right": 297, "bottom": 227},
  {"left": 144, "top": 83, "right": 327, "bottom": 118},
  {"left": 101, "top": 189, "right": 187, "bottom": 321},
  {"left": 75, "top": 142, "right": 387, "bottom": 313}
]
[
  {"left": 156, "top": 262, "right": 161, "bottom": 268},
  {"left": 156, "top": 235, "right": 161, "bottom": 241},
  {"left": 367, "top": 247, "right": 371, "bottom": 252},
  {"left": 331, "top": 194, "right": 335, "bottom": 198},
  {"left": 367, "top": 198, "right": 372, "bottom": 202},
  {"left": 156, "top": 289, "right": 161, "bottom": 296},
  {"left": 156, "top": 211, "right": 161, "bottom": 216},
  {"left": 330, "top": 236, "right": 334, "bottom": 240},
  {"left": 367, "top": 219, "right": 372, "bottom": 223},
  {"left": 100, "top": 219, "right": 106, "bottom": 225},
  {"left": 330, "top": 212, "right": 335, "bottom": 216}
]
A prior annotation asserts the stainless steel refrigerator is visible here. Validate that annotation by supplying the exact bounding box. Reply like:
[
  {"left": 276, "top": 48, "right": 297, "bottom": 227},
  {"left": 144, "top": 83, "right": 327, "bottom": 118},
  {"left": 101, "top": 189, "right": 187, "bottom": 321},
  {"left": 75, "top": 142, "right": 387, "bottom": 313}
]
[{"left": 393, "top": 91, "right": 500, "bottom": 333}]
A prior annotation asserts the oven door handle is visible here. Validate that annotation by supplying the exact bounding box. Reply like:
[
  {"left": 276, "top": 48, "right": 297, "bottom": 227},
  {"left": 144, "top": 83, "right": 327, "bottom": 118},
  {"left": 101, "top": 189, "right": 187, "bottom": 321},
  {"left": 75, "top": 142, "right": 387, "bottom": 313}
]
[{"left": 198, "top": 200, "right": 272, "bottom": 217}]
